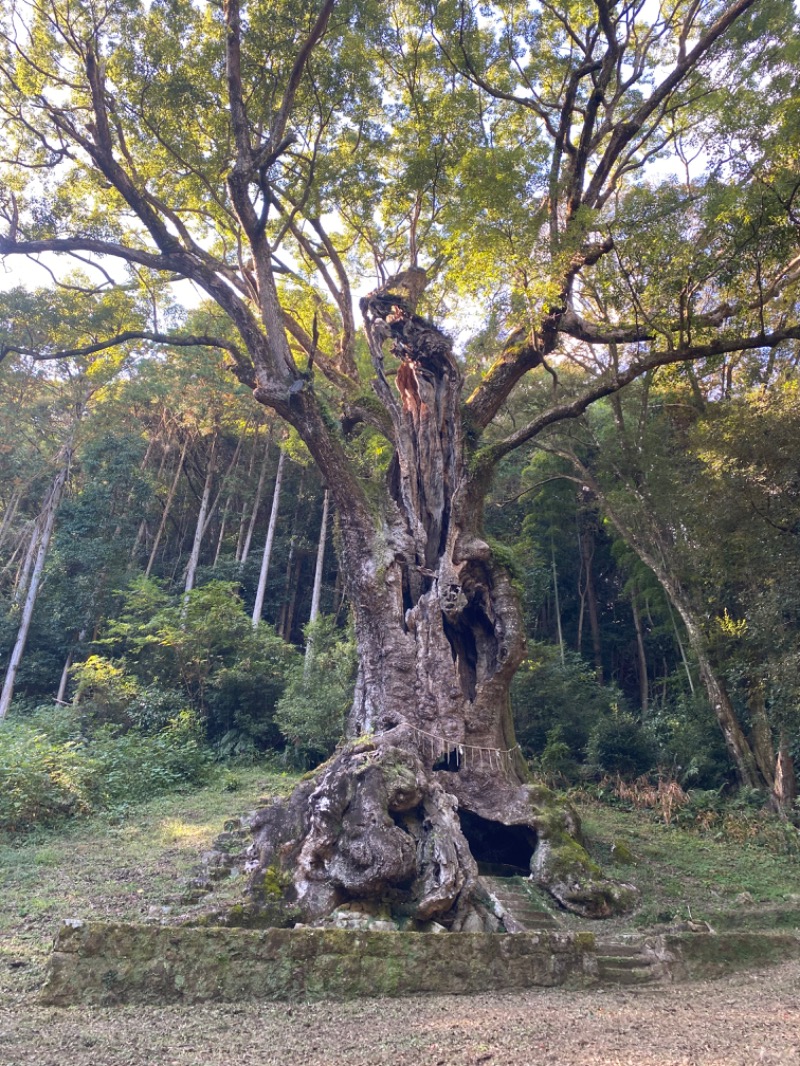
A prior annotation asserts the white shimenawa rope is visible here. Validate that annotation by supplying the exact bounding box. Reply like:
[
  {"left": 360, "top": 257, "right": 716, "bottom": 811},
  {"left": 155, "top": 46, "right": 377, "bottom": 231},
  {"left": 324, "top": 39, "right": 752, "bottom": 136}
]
[{"left": 405, "top": 722, "right": 521, "bottom": 771}]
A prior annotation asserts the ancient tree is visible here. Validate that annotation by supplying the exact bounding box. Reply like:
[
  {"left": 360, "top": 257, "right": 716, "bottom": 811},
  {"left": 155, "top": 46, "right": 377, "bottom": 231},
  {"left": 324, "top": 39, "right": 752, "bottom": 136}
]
[{"left": 1, "top": 0, "right": 799, "bottom": 926}]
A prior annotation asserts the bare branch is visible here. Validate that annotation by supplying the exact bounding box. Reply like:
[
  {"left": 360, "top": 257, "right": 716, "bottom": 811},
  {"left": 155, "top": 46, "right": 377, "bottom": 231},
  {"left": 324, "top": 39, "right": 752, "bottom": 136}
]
[
  {"left": 0, "top": 329, "right": 249, "bottom": 367},
  {"left": 486, "top": 324, "right": 800, "bottom": 464}
]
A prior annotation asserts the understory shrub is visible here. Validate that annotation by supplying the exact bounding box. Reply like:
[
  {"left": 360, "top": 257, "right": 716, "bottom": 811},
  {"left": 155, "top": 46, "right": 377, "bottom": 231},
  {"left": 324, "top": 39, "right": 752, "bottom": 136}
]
[
  {"left": 512, "top": 643, "right": 653, "bottom": 778},
  {"left": 75, "top": 578, "right": 297, "bottom": 749},
  {"left": 275, "top": 616, "right": 356, "bottom": 768},
  {"left": 586, "top": 711, "right": 657, "bottom": 777},
  {"left": 0, "top": 710, "right": 210, "bottom": 834}
]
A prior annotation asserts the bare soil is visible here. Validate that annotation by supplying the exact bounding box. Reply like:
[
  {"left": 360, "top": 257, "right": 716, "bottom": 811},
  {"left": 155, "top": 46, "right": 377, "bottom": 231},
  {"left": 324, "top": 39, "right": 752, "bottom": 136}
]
[{"left": 1, "top": 957, "right": 799, "bottom": 1065}]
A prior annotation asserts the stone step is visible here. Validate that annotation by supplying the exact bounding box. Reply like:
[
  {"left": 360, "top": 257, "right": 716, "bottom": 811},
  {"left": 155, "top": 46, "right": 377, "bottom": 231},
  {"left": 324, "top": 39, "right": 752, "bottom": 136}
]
[
  {"left": 595, "top": 943, "right": 649, "bottom": 959},
  {"left": 478, "top": 875, "right": 562, "bottom": 932},
  {"left": 596, "top": 954, "right": 654, "bottom": 969},
  {"left": 596, "top": 963, "right": 659, "bottom": 985}
]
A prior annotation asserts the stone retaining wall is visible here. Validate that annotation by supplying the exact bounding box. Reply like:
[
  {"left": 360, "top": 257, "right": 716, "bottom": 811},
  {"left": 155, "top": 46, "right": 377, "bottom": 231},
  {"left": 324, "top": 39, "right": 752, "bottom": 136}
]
[{"left": 40, "top": 920, "right": 800, "bottom": 1006}]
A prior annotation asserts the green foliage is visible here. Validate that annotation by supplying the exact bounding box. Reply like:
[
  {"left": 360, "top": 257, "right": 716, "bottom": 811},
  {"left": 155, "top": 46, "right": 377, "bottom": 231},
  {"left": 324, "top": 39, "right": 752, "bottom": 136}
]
[
  {"left": 648, "top": 688, "right": 732, "bottom": 789},
  {"left": 0, "top": 710, "right": 210, "bottom": 834},
  {"left": 275, "top": 616, "right": 356, "bottom": 768},
  {"left": 92, "top": 579, "right": 298, "bottom": 748},
  {"left": 585, "top": 712, "right": 657, "bottom": 779},
  {"left": 512, "top": 642, "right": 632, "bottom": 765}
]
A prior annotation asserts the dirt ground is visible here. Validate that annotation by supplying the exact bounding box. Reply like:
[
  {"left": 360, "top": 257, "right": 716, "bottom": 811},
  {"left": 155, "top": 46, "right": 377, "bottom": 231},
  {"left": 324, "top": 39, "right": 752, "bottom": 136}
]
[{"left": 1, "top": 957, "right": 799, "bottom": 1066}]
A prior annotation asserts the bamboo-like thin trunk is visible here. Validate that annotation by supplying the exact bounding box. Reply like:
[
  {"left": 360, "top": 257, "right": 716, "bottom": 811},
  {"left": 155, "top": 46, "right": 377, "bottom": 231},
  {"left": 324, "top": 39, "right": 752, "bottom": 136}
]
[
  {"left": 240, "top": 430, "right": 271, "bottom": 564},
  {"left": 56, "top": 649, "right": 73, "bottom": 705},
  {"left": 278, "top": 467, "right": 306, "bottom": 637},
  {"left": 1, "top": 454, "right": 72, "bottom": 722},
  {"left": 251, "top": 448, "right": 286, "bottom": 627},
  {"left": 145, "top": 436, "right": 188, "bottom": 578},
  {"left": 308, "top": 488, "right": 329, "bottom": 626},
  {"left": 665, "top": 597, "right": 695, "bottom": 694},
  {"left": 234, "top": 424, "right": 261, "bottom": 562},
  {"left": 579, "top": 521, "right": 603, "bottom": 683},
  {"left": 305, "top": 488, "right": 329, "bottom": 669},
  {"left": 551, "top": 540, "right": 565, "bottom": 666},
  {"left": 184, "top": 435, "right": 218, "bottom": 596},
  {"left": 631, "top": 594, "right": 649, "bottom": 717},
  {"left": 213, "top": 495, "right": 232, "bottom": 567},
  {"left": 12, "top": 518, "right": 41, "bottom": 605}
]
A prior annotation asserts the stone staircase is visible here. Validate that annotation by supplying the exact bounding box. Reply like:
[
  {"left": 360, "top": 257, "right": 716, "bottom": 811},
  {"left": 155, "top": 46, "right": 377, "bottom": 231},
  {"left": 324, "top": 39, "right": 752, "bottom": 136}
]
[
  {"left": 592, "top": 939, "right": 664, "bottom": 985},
  {"left": 478, "top": 874, "right": 664, "bottom": 984},
  {"left": 478, "top": 874, "right": 562, "bottom": 933}
]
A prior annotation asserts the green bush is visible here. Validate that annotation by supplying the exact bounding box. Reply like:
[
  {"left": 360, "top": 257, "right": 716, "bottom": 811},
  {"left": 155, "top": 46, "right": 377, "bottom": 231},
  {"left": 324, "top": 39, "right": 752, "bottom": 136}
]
[
  {"left": 0, "top": 723, "right": 93, "bottom": 832},
  {"left": 648, "top": 688, "right": 731, "bottom": 788},
  {"left": 276, "top": 616, "right": 356, "bottom": 768},
  {"left": 512, "top": 642, "right": 632, "bottom": 762},
  {"left": 91, "top": 578, "right": 296, "bottom": 748},
  {"left": 86, "top": 711, "right": 211, "bottom": 806},
  {"left": 586, "top": 711, "right": 657, "bottom": 777},
  {"left": 0, "top": 710, "right": 210, "bottom": 834}
]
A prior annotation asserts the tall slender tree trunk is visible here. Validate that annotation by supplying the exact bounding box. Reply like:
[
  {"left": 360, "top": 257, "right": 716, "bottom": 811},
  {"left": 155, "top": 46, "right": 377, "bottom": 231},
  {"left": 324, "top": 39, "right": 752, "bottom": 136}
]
[
  {"left": 304, "top": 487, "right": 329, "bottom": 669},
  {"left": 1, "top": 451, "right": 72, "bottom": 722},
  {"left": 551, "top": 540, "right": 565, "bottom": 666},
  {"left": 251, "top": 448, "right": 285, "bottom": 627},
  {"left": 308, "top": 489, "right": 329, "bottom": 625},
  {"left": 184, "top": 435, "right": 218, "bottom": 596},
  {"left": 578, "top": 513, "right": 603, "bottom": 682},
  {"left": 12, "top": 519, "right": 41, "bottom": 605},
  {"left": 631, "top": 593, "right": 649, "bottom": 717},
  {"left": 234, "top": 424, "right": 262, "bottom": 562},
  {"left": 279, "top": 467, "right": 306, "bottom": 638},
  {"left": 145, "top": 436, "right": 188, "bottom": 578},
  {"left": 240, "top": 429, "right": 271, "bottom": 565}
]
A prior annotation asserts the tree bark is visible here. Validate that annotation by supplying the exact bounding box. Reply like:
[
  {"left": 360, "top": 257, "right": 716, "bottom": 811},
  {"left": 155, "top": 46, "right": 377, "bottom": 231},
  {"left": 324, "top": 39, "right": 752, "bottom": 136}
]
[
  {"left": 145, "top": 436, "right": 188, "bottom": 578},
  {"left": 578, "top": 511, "right": 604, "bottom": 682},
  {"left": 239, "top": 429, "right": 271, "bottom": 565},
  {"left": 278, "top": 467, "right": 306, "bottom": 639},
  {"left": 303, "top": 488, "right": 329, "bottom": 671},
  {"left": 183, "top": 434, "right": 217, "bottom": 596},
  {"left": 772, "top": 732, "right": 797, "bottom": 813},
  {"left": 631, "top": 593, "right": 649, "bottom": 717},
  {"left": 245, "top": 277, "right": 636, "bottom": 928}
]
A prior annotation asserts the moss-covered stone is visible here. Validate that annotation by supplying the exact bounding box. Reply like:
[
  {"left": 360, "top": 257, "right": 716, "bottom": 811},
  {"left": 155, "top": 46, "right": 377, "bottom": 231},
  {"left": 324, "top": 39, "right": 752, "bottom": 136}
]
[{"left": 41, "top": 921, "right": 800, "bottom": 1005}]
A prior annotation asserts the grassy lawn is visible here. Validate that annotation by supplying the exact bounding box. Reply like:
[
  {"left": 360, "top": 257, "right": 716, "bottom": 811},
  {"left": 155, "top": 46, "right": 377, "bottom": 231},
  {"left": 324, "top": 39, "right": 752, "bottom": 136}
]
[
  {"left": 574, "top": 797, "right": 800, "bottom": 930},
  {"left": 0, "top": 764, "right": 298, "bottom": 1003}
]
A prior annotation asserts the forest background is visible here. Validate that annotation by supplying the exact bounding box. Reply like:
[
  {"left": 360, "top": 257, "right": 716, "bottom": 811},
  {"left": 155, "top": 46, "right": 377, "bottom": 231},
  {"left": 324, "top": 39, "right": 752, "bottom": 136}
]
[{"left": 1, "top": 0, "right": 799, "bottom": 839}]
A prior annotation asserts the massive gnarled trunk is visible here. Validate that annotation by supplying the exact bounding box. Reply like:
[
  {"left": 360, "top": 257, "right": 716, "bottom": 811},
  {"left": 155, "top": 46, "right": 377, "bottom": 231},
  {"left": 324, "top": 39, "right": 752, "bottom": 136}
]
[{"left": 245, "top": 275, "right": 634, "bottom": 929}]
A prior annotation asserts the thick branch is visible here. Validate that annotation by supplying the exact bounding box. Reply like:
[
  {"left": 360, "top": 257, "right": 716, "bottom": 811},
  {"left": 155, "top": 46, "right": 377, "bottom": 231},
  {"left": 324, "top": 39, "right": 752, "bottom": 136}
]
[
  {"left": 486, "top": 324, "right": 800, "bottom": 464},
  {"left": 0, "top": 330, "right": 248, "bottom": 368},
  {"left": 584, "top": 0, "right": 757, "bottom": 208}
]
